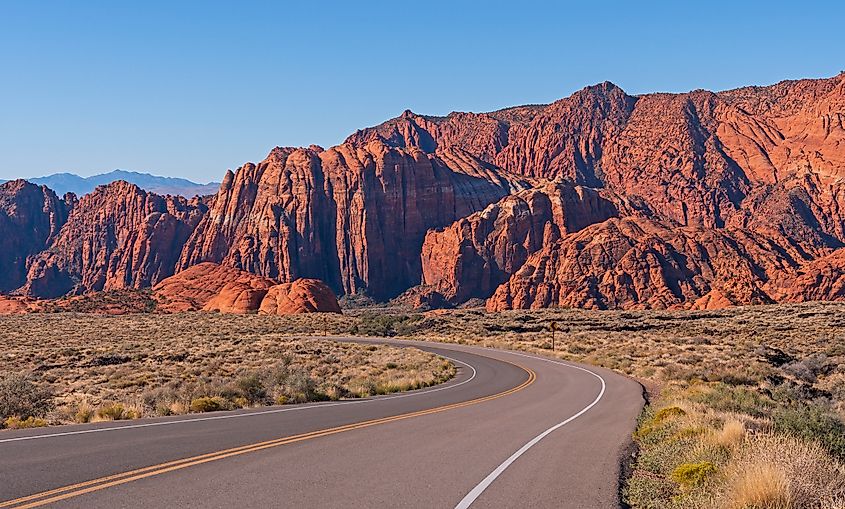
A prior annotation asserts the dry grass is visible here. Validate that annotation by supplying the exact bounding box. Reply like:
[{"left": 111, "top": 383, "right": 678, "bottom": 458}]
[
  {"left": 726, "top": 461, "right": 791, "bottom": 509},
  {"left": 719, "top": 434, "right": 845, "bottom": 509},
  {"left": 0, "top": 313, "right": 454, "bottom": 426},
  {"left": 711, "top": 419, "right": 746, "bottom": 451}
]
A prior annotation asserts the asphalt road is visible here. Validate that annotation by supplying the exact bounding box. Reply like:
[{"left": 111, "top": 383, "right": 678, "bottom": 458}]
[{"left": 0, "top": 339, "right": 644, "bottom": 508}]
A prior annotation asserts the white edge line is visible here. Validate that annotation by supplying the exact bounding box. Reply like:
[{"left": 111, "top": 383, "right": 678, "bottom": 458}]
[
  {"left": 454, "top": 349, "right": 607, "bottom": 509},
  {"left": 0, "top": 352, "right": 476, "bottom": 445}
]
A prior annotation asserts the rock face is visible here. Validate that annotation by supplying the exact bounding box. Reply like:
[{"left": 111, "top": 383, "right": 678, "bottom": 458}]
[
  {"left": 766, "top": 250, "right": 845, "bottom": 303},
  {"left": 0, "top": 180, "right": 72, "bottom": 292},
  {"left": 4, "top": 73, "right": 845, "bottom": 310},
  {"left": 19, "top": 181, "right": 207, "bottom": 298},
  {"left": 153, "top": 262, "right": 340, "bottom": 314},
  {"left": 420, "top": 182, "right": 630, "bottom": 303},
  {"left": 178, "top": 142, "right": 527, "bottom": 300},
  {"left": 487, "top": 217, "right": 804, "bottom": 311},
  {"left": 415, "top": 73, "right": 845, "bottom": 309},
  {"left": 259, "top": 279, "right": 342, "bottom": 315}
]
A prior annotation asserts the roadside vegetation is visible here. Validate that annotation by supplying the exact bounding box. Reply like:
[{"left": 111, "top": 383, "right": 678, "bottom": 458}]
[
  {"left": 379, "top": 303, "right": 845, "bottom": 509},
  {"left": 284, "top": 301, "right": 844, "bottom": 509},
  {"left": 0, "top": 313, "right": 454, "bottom": 428}
]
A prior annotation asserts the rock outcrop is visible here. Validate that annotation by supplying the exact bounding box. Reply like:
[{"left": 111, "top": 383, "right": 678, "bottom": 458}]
[
  {"left": 766, "top": 250, "right": 845, "bottom": 303},
  {"left": 153, "top": 262, "right": 340, "bottom": 314},
  {"left": 178, "top": 142, "right": 527, "bottom": 300},
  {"left": 420, "top": 182, "right": 630, "bottom": 304},
  {"left": 486, "top": 217, "right": 805, "bottom": 311},
  {"left": 152, "top": 262, "right": 273, "bottom": 312},
  {"left": 19, "top": 181, "right": 208, "bottom": 299},
  {"left": 259, "top": 279, "right": 342, "bottom": 314},
  {"left": 0, "top": 180, "right": 72, "bottom": 292}
]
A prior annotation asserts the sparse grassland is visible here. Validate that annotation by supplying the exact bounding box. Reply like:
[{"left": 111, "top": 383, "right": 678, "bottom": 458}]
[
  {"left": 2, "top": 302, "right": 844, "bottom": 507},
  {"left": 0, "top": 313, "right": 454, "bottom": 427}
]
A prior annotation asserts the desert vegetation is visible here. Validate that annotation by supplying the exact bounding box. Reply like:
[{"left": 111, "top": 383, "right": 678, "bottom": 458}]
[
  {"left": 2, "top": 302, "right": 843, "bottom": 507},
  {"left": 0, "top": 313, "right": 454, "bottom": 428}
]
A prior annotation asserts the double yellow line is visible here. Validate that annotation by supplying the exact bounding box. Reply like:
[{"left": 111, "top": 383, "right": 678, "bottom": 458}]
[{"left": 2, "top": 364, "right": 535, "bottom": 508}]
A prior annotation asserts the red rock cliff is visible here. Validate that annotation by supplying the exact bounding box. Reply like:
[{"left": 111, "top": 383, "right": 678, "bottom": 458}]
[
  {"left": 0, "top": 180, "right": 72, "bottom": 292},
  {"left": 178, "top": 141, "right": 527, "bottom": 300},
  {"left": 20, "top": 181, "right": 207, "bottom": 298}
]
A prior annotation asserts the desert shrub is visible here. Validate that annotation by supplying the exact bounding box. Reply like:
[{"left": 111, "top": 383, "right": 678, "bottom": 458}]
[
  {"left": 772, "top": 402, "right": 845, "bottom": 460},
  {"left": 281, "top": 368, "right": 325, "bottom": 403},
  {"left": 95, "top": 403, "right": 139, "bottom": 421},
  {"left": 711, "top": 419, "right": 746, "bottom": 450},
  {"left": 348, "top": 378, "right": 378, "bottom": 398},
  {"left": 671, "top": 461, "right": 717, "bottom": 491},
  {"left": 189, "top": 396, "right": 231, "bottom": 413},
  {"left": 634, "top": 406, "right": 686, "bottom": 442},
  {"left": 0, "top": 373, "right": 53, "bottom": 421},
  {"left": 351, "top": 313, "right": 421, "bottom": 337},
  {"left": 141, "top": 385, "right": 184, "bottom": 416},
  {"left": 725, "top": 462, "right": 791, "bottom": 509},
  {"left": 73, "top": 402, "right": 95, "bottom": 423},
  {"left": 654, "top": 406, "right": 687, "bottom": 422},
  {"left": 3, "top": 416, "right": 47, "bottom": 429},
  {"left": 235, "top": 373, "right": 267, "bottom": 405},
  {"left": 782, "top": 354, "right": 831, "bottom": 384},
  {"left": 688, "top": 383, "right": 773, "bottom": 417}
]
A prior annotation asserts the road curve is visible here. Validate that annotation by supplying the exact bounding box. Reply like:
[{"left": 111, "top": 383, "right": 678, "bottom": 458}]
[{"left": 0, "top": 339, "right": 644, "bottom": 508}]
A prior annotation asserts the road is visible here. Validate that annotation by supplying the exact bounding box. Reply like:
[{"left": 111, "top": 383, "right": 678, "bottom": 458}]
[{"left": 0, "top": 339, "right": 644, "bottom": 508}]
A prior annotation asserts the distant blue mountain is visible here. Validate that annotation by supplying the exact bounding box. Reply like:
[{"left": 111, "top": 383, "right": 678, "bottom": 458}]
[{"left": 12, "top": 170, "right": 220, "bottom": 197}]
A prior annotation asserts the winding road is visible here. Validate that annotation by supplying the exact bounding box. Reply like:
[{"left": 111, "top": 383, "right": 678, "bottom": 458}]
[{"left": 0, "top": 339, "right": 644, "bottom": 508}]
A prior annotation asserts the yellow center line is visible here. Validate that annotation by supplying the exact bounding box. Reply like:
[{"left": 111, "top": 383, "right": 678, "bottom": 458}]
[{"left": 2, "top": 363, "right": 535, "bottom": 508}]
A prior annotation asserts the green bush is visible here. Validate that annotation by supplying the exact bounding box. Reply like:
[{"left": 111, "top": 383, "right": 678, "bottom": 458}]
[
  {"left": 3, "top": 416, "right": 48, "bottom": 429},
  {"left": 235, "top": 373, "right": 267, "bottom": 404},
  {"left": 189, "top": 396, "right": 231, "bottom": 413},
  {"left": 773, "top": 402, "right": 845, "bottom": 460},
  {"left": 654, "top": 406, "right": 686, "bottom": 422},
  {"left": 671, "top": 461, "right": 717, "bottom": 490},
  {"left": 688, "top": 383, "right": 773, "bottom": 417},
  {"left": 0, "top": 373, "right": 53, "bottom": 421}
]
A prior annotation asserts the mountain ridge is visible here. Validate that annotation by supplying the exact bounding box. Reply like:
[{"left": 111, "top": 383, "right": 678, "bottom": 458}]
[
  {"left": 3, "top": 170, "right": 219, "bottom": 198},
  {"left": 1, "top": 72, "right": 844, "bottom": 310}
]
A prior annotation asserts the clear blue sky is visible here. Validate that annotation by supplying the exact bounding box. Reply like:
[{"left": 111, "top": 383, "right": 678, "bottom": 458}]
[{"left": 2, "top": 1, "right": 843, "bottom": 183}]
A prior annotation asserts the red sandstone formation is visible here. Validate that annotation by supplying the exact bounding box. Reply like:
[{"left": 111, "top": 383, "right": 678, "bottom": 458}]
[
  {"left": 153, "top": 262, "right": 340, "bottom": 314},
  {"left": 766, "top": 250, "right": 845, "bottom": 303},
  {"left": 0, "top": 180, "right": 72, "bottom": 292},
  {"left": 420, "top": 182, "right": 632, "bottom": 304},
  {"left": 259, "top": 279, "right": 342, "bottom": 315},
  {"left": 178, "top": 142, "right": 527, "bottom": 300},
  {"left": 19, "top": 181, "right": 207, "bottom": 299},
  {"left": 152, "top": 262, "right": 273, "bottom": 312},
  {"left": 3, "top": 72, "right": 845, "bottom": 310},
  {"left": 486, "top": 217, "right": 806, "bottom": 311}
]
